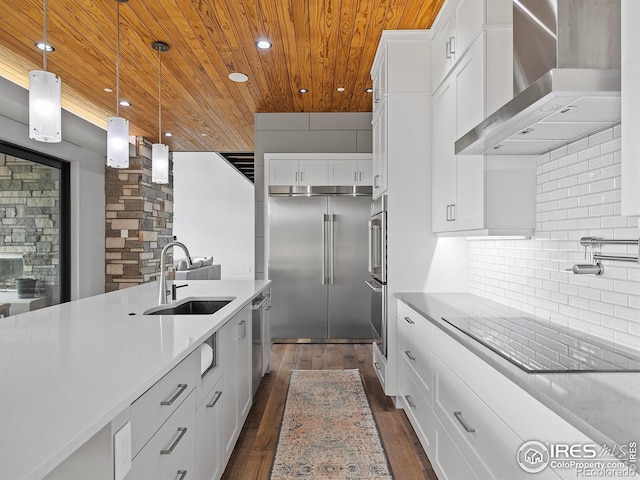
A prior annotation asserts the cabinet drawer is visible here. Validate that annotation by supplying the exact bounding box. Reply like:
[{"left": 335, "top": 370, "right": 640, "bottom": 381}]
[
  {"left": 196, "top": 334, "right": 222, "bottom": 408},
  {"left": 433, "top": 328, "right": 593, "bottom": 446},
  {"left": 397, "top": 301, "right": 433, "bottom": 349},
  {"left": 372, "top": 342, "right": 387, "bottom": 391},
  {"left": 398, "top": 355, "right": 435, "bottom": 451},
  {"left": 129, "top": 390, "right": 196, "bottom": 480},
  {"left": 433, "top": 415, "right": 480, "bottom": 480},
  {"left": 434, "top": 355, "right": 559, "bottom": 480},
  {"left": 397, "top": 321, "right": 433, "bottom": 405},
  {"left": 132, "top": 351, "right": 198, "bottom": 456}
]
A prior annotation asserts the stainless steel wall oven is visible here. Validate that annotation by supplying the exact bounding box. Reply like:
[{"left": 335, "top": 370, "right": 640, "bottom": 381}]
[{"left": 367, "top": 195, "right": 387, "bottom": 356}]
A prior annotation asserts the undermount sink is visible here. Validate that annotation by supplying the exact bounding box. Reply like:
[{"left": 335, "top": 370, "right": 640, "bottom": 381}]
[{"left": 143, "top": 299, "right": 233, "bottom": 316}]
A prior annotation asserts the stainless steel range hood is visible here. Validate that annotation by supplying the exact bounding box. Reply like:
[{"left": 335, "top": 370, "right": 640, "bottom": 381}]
[{"left": 455, "top": 0, "right": 621, "bottom": 156}]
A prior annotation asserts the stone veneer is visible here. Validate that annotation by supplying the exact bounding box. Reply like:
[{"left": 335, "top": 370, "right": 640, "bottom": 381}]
[
  {"left": 105, "top": 137, "right": 174, "bottom": 292},
  {"left": 0, "top": 153, "right": 60, "bottom": 301}
]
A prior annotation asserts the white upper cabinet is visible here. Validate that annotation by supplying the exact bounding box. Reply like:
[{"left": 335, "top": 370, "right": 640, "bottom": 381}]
[
  {"left": 431, "top": 0, "right": 511, "bottom": 92},
  {"left": 266, "top": 154, "right": 373, "bottom": 188},
  {"left": 431, "top": 0, "right": 537, "bottom": 236}
]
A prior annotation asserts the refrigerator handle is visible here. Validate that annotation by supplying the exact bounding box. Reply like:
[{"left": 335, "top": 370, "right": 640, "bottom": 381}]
[
  {"left": 322, "top": 214, "right": 329, "bottom": 285},
  {"left": 329, "top": 214, "right": 335, "bottom": 285},
  {"left": 367, "top": 220, "right": 373, "bottom": 273}
]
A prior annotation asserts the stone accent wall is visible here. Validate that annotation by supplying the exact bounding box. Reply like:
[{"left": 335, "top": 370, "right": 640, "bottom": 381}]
[
  {"left": 0, "top": 153, "right": 60, "bottom": 301},
  {"left": 105, "top": 137, "right": 174, "bottom": 292}
]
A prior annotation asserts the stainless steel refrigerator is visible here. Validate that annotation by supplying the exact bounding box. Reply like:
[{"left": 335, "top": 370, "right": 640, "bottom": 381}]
[{"left": 268, "top": 194, "right": 371, "bottom": 339}]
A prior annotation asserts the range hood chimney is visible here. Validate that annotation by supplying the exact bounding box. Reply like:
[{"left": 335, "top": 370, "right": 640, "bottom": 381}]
[{"left": 455, "top": 0, "right": 621, "bottom": 156}]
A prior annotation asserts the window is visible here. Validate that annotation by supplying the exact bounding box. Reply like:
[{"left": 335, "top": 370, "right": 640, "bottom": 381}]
[{"left": 0, "top": 142, "right": 70, "bottom": 316}]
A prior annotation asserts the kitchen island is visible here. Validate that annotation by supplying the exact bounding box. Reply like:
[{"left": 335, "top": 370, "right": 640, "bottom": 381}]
[{"left": 0, "top": 279, "right": 270, "bottom": 480}]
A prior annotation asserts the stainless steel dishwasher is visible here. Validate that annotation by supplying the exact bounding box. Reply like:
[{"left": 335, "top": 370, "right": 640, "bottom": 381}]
[{"left": 251, "top": 291, "right": 271, "bottom": 396}]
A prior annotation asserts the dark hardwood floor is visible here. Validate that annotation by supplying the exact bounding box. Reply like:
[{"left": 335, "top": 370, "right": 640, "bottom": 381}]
[{"left": 221, "top": 343, "right": 438, "bottom": 479}]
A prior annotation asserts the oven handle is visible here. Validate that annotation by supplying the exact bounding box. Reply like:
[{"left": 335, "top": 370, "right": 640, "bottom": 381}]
[{"left": 365, "top": 280, "right": 383, "bottom": 293}]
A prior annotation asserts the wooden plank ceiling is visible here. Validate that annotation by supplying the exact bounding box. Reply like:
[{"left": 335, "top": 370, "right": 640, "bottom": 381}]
[{"left": 0, "top": 0, "right": 444, "bottom": 153}]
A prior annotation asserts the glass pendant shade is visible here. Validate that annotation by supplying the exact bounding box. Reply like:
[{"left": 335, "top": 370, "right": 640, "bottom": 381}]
[
  {"left": 152, "top": 143, "right": 169, "bottom": 183},
  {"left": 28, "top": 70, "right": 61, "bottom": 143},
  {"left": 107, "top": 116, "right": 129, "bottom": 168}
]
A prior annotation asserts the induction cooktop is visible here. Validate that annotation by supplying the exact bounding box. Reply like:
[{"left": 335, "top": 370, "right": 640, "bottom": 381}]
[{"left": 441, "top": 315, "right": 640, "bottom": 373}]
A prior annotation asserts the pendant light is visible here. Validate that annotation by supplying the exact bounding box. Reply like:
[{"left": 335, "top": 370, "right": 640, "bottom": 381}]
[
  {"left": 29, "top": 0, "right": 61, "bottom": 143},
  {"left": 107, "top": 0, "right": 129, "bottom": 168},
  {"left": 151, "top": 41, "right": 170, "bottom": 184}
]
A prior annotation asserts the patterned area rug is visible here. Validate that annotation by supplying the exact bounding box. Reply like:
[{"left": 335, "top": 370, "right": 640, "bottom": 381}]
[{"left": 271, "top": 369, "right": 392, "bottom": 479}]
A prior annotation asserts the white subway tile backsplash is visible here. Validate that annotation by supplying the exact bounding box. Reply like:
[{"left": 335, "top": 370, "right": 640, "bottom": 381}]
[{"left": 468, "top": 126, "right": 640, "bottom": 350}]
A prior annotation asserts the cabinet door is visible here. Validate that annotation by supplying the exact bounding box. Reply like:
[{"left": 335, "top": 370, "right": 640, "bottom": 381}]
[
  {"left": 431, "top": 80, "right": 456, "bottom": 233},
  {"left": 453, "top": 38, "right": 485, "bottom": 231},
  {"left": 455, "top": 0, "right": 484, "bottom": 62},
  {"left": 269, "top": 160, "right": 298, "bottom": 185},
  {"left": 221, "top": 318, "right": 238, "bottom": 463},
  {"left": 328, "top": 160, "right": 358, "bottom": 185},
  {"left": 372, "top": 107, "right": 388, "bottom": 199},
  {"left": 372, "top": 44, "right": 386, "bottom": 112},
  {"left": 357, "top": 159, "right": 373, "bottom": 186},
  {"left": 432, "top": 16, "right": 456, "bottom": 90},
  {"left": 236, "top": 309, "right": 252, "bottom": 422},
  {"left": 196, "top": 378, "right": 223, "bottom": 480},
  {"left": 298, "top": 160, "right": 328, "bottom": 186}
]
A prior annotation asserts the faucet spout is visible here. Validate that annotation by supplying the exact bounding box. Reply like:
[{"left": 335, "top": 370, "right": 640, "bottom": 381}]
[{"left": 159, "top": 241, "right": 192, "bottom": 305}]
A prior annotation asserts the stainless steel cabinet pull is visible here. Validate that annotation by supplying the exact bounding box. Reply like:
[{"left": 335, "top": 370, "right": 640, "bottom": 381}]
[
  {"left": 405, "top": 395, "right": 416, "bottom": 408},
  {"left": 206, "top": 390, "right": 223, "bottom": 408},
  {"left": 451, "top": 203, "right": 456, "bottom": 221},
  {"left": 329, "top": 214, "right": 335, "bottom": 285},
  {"left": 160, "top": 427, "right": 188, "bottom": 454},
  {"left": 295, "top": 171, "right": 298, "bottom": 182},
  {"left": 445, "top": 40, "right": 451, "bottom": 59},
  {"left": 454, "top": 412, "right": 476, "bottom": 433},
  {"left": 374, "top": 362, "right": 381, "bottom": 371},
  {"left": 238, "top": 320, "right": 247, "bottom": 340},
  {"left": 374, "top": 174, "right": 381, "bottom": 188},
  {"left": 405, "top": 350, "right": 416, "bottom": 361},
  {"left": 359, "top": 171, "right": 362, "bottom": 182},
  {"left": 449, "top": 36, "right": 456, "bottom": 55},
  {"left": 446, "top": 204, "right": 451, "bottom": 221},
  {"left": 161, "top": 384, "right": 188, "bottom": 406},
  {"left": 354, "top": 171, "right": 357, "bottom": 182},
  {"left": 404, "top": 316, "right": 415, "bottom": 324},
  {"left": 176, "top": 470, "right": 187, "bottom": 480}
]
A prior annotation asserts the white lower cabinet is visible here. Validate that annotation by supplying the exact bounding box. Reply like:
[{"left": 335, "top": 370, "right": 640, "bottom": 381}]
[
  {"left": 221, "top": 306, "right": 252, "bottom": 464},
  {"left": 394, "top": 299, "right": 596, "bottom": 480},
  {"left": 196, "top": 377, "right": 223, "bottom": 480}
]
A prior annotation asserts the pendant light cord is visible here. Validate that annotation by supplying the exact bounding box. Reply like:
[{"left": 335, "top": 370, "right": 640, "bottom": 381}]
[
  {"left": 158, "top": 51, "right": 162, "bottom": 144},
  {"left": 43, "top": 0, "right": 48, "bottom": 71},
  {"left": 116, "top": 0, "right": 121, "bottom": 118}
]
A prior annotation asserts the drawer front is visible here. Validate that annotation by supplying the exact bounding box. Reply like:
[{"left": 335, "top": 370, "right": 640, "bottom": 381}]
[
  {"left": 372, "top": 342, "right": 387, "bottom": 391},
  {"left": 397, "top": 300, "right": 433, "bottom": 349},
  {"left": 132, "top": 351, "right": 198, "bottom": 456},
  {"left": 197, "top": 334, "right": 222, "bottom": 408},
  {"left": 432, "top": 328, "right": 593, "bottom": 445},
  {"left": 434, "top": 355, "right": 559, "bottom": 480},
  {"left": 433, "top": 415, "right": 480, "bottom": 480},
  {"left": 196, "top": 377, "right": 223, "bottom": 480},
  {"left": 397, "top": 322, "right": 433, "bottom": 405},
  {"left": 398, "top": 356, "right": 435, "bottom": 452},
  {"left": 130, "top": 391, "right": 196, "bottom": 480}
]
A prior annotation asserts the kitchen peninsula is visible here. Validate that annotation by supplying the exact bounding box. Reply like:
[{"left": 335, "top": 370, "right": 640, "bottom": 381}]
[{"left": 0, "top": 279, "right": 270, "bottom": 480}]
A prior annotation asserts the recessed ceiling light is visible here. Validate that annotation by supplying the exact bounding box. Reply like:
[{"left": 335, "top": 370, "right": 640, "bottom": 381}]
[
  {"left": 299, "top": 88, "right": 308, "bottom": 94},
  {"left": 164, "top": 132, "right": 173, "bottom": 137},
  {"left": 104, "top": 87, "right": 113, "bottom": 93},
  {"left": 365, "top": 88, "right": 373, "bottom": 93},
  {"left": 119, "top": 100, "right": 131, "bottom": 107},
  {"left": 337, "top": 87, "right": 345, "bottom": 92},
  {"left": 200, "top": 133, "right": 208, "bottom": 136},
  {"left": 228, "top": 72, "right": 249, "bottom": 83},
  {"left": 35, "top": 42, "right": 54, "bottom": 52},
  {"left": 256, "top": 39, "right": 272, "bottom": 50}
]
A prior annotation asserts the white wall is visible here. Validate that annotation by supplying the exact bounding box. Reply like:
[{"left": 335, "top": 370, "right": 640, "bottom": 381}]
[
  {"left": 468, "top": 125, "right": 640, "bottom": 351},
  {"left": 173, "top": 152, "right": 254, "bottom": 280},
  {"left": 0, "top": 77, "right": 106, "bottom": 300}
]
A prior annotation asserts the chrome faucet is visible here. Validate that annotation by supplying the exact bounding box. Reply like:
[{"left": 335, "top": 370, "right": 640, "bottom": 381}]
[{"left": 158, "top": 241, "right": 192, "bottom": 305}]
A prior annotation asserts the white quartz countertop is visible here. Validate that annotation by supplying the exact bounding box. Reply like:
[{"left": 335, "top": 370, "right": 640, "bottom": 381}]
[
  {"left": 0, "top": 279, "right": 270, "bottom": 480},
  {"left": 396, "top": 292, "right": 640, "bottom": 450}
]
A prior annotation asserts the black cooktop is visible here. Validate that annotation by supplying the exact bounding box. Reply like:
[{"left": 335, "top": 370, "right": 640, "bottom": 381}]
[{"left": 442, "top": 315, "right": 640, "bottom": 373}]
